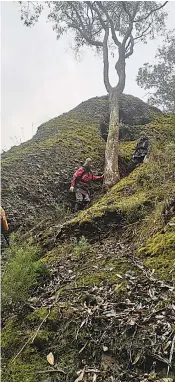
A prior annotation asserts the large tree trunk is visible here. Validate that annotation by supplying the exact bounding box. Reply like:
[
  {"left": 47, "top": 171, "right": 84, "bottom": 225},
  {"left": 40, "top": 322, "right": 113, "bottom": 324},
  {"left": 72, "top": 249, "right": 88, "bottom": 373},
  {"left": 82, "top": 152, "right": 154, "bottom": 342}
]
[{"left": 104, "top": 88, "right": 120, "bottom": 188}]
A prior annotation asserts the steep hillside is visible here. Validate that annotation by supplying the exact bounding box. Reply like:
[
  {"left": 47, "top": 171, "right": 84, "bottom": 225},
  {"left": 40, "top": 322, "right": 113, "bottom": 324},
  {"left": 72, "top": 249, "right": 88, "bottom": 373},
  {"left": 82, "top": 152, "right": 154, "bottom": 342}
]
[
  {"left": 1, "top": 94, "right": 159, "bottom": 231},
  {"left": 2, "top": 108, "right": 175, "bottom": 382}
]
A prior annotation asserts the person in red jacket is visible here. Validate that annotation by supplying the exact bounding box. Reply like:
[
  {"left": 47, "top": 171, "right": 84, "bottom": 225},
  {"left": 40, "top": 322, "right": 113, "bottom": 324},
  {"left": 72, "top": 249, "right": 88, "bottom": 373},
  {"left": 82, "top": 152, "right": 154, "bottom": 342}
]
[{"left": 70, "top": 158, "right": 103, "bottom": 212}]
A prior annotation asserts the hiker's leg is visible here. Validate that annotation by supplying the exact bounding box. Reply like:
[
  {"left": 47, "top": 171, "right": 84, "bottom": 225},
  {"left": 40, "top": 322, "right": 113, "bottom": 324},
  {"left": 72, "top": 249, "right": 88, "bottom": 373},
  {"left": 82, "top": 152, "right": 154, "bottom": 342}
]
[
  {"left": 74, "top": 202, "right": 82, "bottom": 212},
  {"left": 75, "top": 190, "right": 83, "bottom": 212},
  {"left": 1, "top": 226, "right": 10, "bottom": 247},
  {"left": 84, "top": 191, "right": 91, "bottom": 209},
  {"left": 4, "top": 233, "right": 10, "bottom": 246}
]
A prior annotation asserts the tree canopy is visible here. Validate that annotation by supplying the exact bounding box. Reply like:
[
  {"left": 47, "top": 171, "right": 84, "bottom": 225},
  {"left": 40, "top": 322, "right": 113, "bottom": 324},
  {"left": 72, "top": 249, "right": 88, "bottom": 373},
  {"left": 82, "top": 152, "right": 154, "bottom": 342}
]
[
  {"left": 20, "top": 1, "right": 168, "bottom": 94},
  {"left": 137, "top": 30, "right": 175, "bottom": 112}
]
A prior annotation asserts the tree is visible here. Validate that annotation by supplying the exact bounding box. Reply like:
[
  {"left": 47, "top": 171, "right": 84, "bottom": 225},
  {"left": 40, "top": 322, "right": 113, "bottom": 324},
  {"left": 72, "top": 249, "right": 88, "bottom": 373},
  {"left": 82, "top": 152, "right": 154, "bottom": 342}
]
[
  {"left": 137, "top": 30, "right": 175, "bottom": 112},
  {"left": 20, "top": 1, "right": 168, "bottom": 187}
]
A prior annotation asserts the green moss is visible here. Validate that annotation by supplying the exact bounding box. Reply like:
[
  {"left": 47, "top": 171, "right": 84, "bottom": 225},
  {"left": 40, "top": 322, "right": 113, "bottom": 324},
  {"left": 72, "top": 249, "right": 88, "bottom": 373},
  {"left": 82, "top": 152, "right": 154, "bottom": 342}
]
[
  {"left": 140, "top": 231, "right": 175, "bottom": 256},
  {"left": 26, "top": 307, "right": 49, "bottom": 322},
  {"left": 42, "top": 243, "right": 74, "bottom": 263},
  {"left": 104, "top": 259, "right": 130, "bottom": 283},
  {"left": 2, "top": 352, "right": 47, "bottom": 382},
  {"left": 32, "top": 329, "right": 50, "bottom": 349},
  {"left": 48, "top": 306, "right": 63, "bottom": 321},
  {"left": 1, "top": 318, "right": 25, "bottom": 358},
  {"left": 119, "top": 140, "right": 137, "bottom": 159},
  {"left": 139, "top": 229, "right": 175, "bottom": 280},
  {"left": 1, "top": 316, "right": 49, "bottom": 382},
  {"left": 114, "top": 280, "right": 127, "bottom": 296},
  {"left": 76, "top": 271, "right": 106, "bottom": 286},
  {"left": 76, "top": 256, "right": 130, "bottom": 287},
  {"left": 56, "top": 349, "right": 81, "bottom": 376},
  {"left": 1, "top": 121, "right": 105, "bottom": 169}
]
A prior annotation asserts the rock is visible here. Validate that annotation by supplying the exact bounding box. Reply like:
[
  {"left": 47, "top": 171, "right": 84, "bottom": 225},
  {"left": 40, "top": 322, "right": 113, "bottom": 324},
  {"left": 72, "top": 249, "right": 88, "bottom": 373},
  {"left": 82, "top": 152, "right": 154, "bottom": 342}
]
[{"left": 99, "top": 94, "right": 161, "bottom": 141}]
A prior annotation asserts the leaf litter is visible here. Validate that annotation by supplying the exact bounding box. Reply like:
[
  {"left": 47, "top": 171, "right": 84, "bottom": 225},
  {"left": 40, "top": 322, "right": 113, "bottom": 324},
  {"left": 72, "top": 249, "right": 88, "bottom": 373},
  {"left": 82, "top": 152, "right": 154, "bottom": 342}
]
[{"left": 14, "top": 238, "right": 175, "bottom": 381}]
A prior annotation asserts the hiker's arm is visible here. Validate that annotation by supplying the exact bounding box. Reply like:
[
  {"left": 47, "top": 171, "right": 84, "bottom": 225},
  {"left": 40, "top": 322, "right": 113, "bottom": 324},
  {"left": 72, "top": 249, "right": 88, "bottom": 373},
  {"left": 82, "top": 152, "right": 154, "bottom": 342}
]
[
  {"left": 71, "top": 168, "right": 84, "bottom": 187},
  {"left": 92, "top": 174, "right": 104, "bottom": 181}
]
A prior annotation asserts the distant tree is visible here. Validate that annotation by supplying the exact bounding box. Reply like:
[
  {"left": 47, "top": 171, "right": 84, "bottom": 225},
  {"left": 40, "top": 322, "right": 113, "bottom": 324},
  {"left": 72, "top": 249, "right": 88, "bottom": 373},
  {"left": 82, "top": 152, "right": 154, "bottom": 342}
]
[
  {"left": 20, "top": 1, "right": 168, "bottom": 187},
  {"left": 137, "top": 30, "right": 175, "bottom": 112}
]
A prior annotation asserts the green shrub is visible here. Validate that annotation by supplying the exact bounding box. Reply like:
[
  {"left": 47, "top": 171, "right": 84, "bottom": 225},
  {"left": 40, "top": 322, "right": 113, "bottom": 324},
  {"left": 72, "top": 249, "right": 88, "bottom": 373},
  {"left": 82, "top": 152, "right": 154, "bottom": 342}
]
[
  {"left": 74, "top": 235, "right": 91, "bottom": 257},
  {"left": 2, "top": 240, "right": 48, "bottom": 308}
]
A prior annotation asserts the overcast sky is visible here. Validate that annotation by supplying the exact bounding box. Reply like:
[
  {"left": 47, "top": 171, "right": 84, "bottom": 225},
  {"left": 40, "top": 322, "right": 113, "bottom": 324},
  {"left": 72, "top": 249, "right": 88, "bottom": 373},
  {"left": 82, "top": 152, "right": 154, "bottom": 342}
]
[{"left": 1, "top": 1, "right": 175, "bottom": 151}]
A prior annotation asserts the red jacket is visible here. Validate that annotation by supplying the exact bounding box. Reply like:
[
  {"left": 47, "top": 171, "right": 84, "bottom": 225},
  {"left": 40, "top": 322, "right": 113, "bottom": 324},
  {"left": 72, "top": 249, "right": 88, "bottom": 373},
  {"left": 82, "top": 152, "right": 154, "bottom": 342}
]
[{"left": 71, "top": 167, "right": 103, "bottom": 188}]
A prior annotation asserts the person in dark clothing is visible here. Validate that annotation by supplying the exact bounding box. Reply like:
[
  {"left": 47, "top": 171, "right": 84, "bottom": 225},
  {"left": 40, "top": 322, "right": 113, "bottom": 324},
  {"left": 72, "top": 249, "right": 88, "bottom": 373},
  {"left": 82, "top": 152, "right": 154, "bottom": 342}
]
[
  {"left": 133, "top": 135, "right": 149, "bottom": 165},
  {"left": 70, "top": 158, "right": 103, "bottom": 212}
]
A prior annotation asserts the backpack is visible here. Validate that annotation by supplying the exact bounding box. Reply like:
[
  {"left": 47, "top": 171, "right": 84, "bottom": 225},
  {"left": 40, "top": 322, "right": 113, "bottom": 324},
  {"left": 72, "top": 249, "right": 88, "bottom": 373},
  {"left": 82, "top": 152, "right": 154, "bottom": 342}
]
[{"left": 75, "top": 168, "right": 93, "bottom": 189}]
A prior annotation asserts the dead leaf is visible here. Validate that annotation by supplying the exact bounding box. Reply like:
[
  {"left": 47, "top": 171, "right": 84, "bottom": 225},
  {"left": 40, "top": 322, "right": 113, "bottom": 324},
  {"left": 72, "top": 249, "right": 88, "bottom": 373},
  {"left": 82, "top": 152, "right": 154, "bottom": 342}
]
[
  {"left": 92, "top": 373, "right": 97, "bottom": 382},
  {"left": 105, "top": 309, "right": 117, "bottom": 317},
  {"left": 74, "top": 367, "right": 85, "bottom": 382},
  {"left": 116, "top": 274, "right": 123, "bottom": 279},
  {"left": 114, "top": 283, "right": 122, "bottom": 293},
  {"left": 163, "top": 341, "right": 171, "bottom": 352},
  {"left": 101, "top": 354, "right": 116, "bottom": 371},
  {"left": 80, "top": 319, "right": 86, "bottom": 329},
  {"left": 128, "top": 318, "right": 136, "bottom": 326},
  {"left": 47, "top": 352, "right": 54, "bottom": 365},
  {"left": 132, "top": 350, "right": 142, "bottom": 365}
]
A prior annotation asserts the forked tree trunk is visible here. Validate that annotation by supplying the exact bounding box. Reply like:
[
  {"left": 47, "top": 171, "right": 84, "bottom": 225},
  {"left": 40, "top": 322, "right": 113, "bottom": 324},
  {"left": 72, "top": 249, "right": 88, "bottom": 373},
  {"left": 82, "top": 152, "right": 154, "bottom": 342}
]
[{"left": 104, "top": 89, "right": 120, "bottom": 188}]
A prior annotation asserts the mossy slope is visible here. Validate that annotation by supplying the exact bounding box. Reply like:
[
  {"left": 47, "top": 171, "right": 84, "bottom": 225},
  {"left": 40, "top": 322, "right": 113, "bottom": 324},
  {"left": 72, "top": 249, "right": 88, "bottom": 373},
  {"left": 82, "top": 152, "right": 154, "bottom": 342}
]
[
  {"left": 59, "top": 115, "right": 175, "bottom": 238},
  {"left": 1, "top": 93, "right": 159, "bottom": 232},
  {"left": 55, "top": 115, "right": 175, "bottom": 283}
]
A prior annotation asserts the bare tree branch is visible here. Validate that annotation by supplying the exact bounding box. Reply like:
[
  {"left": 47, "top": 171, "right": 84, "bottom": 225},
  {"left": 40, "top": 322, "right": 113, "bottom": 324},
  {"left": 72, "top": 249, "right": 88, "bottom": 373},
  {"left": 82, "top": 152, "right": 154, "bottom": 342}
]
[
  {"left": 122, "top": 1, "right": 132, "bottom": 20},
  {"left": 125, "top": 36, "right": 132, "bottom": 53},
  {"left": 122, "top": 2, "right": 139, "bottom": 46},
  {"left": 134, "top": 1, "right": 168, "bottom": 23},
  {"left": 115, "top": 47, "right": 126, "bottom": 94},
  {"left": 70, "top": 4, "right": 103, "bottom": 47},
  {"left": 134, "top": 22, "right": 152, "bottom": 41},
  {"left": 103, "top": 28, "right": 111, "bottom": 93},
  {"left": 97, "top": 2, "right": 121, "bottom": 48},
  {"left": 73, "top": 23, "right": 103, "bottom": 47},
  {"left": 125, "top": 35, "right": 134, "bottom": 58},
  {"left": 85, "top": 1, "right": 107, "bottom": 31}
]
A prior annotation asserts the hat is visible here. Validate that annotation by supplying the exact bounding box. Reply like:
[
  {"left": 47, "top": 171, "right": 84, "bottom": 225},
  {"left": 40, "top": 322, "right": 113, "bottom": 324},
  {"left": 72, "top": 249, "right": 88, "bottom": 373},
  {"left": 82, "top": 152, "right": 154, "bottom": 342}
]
[{"left": 83, "top": 158, "right": 92, "bottom": 167}]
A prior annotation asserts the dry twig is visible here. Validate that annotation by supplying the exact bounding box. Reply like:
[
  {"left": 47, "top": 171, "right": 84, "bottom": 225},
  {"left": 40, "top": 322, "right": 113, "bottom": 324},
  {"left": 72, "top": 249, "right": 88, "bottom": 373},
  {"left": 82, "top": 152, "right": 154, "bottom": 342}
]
[{"left": 12, "top": 309, "right": 51, "bottom": 363}]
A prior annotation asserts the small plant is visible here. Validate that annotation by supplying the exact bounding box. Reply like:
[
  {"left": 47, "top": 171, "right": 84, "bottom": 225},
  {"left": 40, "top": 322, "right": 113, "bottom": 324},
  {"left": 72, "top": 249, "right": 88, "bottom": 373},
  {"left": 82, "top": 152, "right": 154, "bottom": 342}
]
[
  {"left": 2, "top": 239, "right": 48, "bottom": 309},
  {"left": 54, "top": 203, "right": 70, "bottom": 221},
  {"left": 74, "top": 236, "right": 91, "bottom": 257}
]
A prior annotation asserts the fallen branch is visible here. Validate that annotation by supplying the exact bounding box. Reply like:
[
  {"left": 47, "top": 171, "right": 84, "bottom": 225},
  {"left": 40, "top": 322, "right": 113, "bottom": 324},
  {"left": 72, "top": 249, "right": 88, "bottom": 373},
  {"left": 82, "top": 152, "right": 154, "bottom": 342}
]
[
  {"left": 79, "top": 341, "right": 89, "bottom": 354},
  {"left": 167, "top": 335, "right": 175, "bottom": 376},
  {"left": 131, "top": 258, "right": 174, "bottom": 290},
  {"left": 36, "top": 368, "right": 66, "bottom": 374},
  {"left": 152, "top": 353, "right": 171, "bottom": 366},
  {"left": 12, "top": 309, "right": 51, "bottom": 363}
]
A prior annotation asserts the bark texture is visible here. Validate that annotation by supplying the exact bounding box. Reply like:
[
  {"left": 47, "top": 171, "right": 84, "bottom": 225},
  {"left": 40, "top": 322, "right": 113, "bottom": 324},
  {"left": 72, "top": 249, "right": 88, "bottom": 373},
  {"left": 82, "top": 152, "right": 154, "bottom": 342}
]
[{"left": 104, "top": 90, "right": 120, "bottom": 187}]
